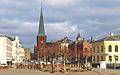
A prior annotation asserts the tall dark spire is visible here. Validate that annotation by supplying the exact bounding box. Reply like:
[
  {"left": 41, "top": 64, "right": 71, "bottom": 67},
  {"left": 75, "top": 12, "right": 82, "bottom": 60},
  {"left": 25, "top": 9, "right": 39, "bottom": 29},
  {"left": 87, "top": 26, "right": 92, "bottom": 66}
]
[
  {"left": 38, "top": 8, "right": 45, "bottom": 36},
  {"left": 76, "top": 33, "right": 81, "bottom": 42}
]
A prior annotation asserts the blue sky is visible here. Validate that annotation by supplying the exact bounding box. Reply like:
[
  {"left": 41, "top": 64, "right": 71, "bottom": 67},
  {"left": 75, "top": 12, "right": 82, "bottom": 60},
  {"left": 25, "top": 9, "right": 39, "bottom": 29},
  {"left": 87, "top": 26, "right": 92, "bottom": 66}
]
[{"left": 0, "top": 0, "right": 120, "bottom": 52}]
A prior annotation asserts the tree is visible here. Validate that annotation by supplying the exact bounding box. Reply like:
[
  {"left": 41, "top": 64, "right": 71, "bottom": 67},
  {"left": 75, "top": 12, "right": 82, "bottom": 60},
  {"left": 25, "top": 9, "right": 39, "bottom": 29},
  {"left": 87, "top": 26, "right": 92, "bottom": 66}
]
[
  {"left": 46, "top": 42, "right": 61, "bottom": 72},
  {"left": 83, "top": 43, "right": 92, "bottom": 64},
  {"left": 60, "top": 44, "right": 71, "bottom": 71}
]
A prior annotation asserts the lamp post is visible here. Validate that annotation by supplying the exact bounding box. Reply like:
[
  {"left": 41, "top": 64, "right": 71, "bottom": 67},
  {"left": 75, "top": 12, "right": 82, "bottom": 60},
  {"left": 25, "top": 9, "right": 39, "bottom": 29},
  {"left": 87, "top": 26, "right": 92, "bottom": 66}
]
[
  {"left": 63, "top": 45, "right": 67, "bottom": 71},
  {"left": 114, "top": 55, "right": 117, "bottom": 74},
  {"left": 75, "top": 41, "right": 80, "bottom": 70}
]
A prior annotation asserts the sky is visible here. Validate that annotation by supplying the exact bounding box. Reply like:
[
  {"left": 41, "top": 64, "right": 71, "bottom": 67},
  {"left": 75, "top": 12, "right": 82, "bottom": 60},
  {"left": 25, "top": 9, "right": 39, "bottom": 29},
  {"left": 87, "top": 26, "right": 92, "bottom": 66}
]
[{"left": 0, "top": 0, "right": 120, "bottom": 52}]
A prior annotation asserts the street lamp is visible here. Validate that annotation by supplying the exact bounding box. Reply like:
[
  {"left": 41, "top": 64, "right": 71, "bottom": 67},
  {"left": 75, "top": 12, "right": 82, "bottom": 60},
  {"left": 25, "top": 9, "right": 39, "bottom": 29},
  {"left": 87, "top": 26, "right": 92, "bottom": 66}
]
[
  {"left": 63, "top": 45, "right": 67, "bottom": 71},
  {"left": 114, "top": 55, "right": 117, "bottom": 74},
  {"left": 75, "top": 41, "right": 81, "bottom": 70}
]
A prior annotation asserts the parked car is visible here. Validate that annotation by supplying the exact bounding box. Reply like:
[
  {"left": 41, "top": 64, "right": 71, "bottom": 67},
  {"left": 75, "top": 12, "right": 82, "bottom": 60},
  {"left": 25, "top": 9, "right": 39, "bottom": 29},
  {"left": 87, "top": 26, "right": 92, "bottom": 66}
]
[
  {"left": 0, "top": 64, "right": 7, "bottom": 67},
  {"left": 82, "top": 63, "right": 92, "bottom": 71},
  {"left": 85, "top": 63, "right": 92, "bottom": 71}
]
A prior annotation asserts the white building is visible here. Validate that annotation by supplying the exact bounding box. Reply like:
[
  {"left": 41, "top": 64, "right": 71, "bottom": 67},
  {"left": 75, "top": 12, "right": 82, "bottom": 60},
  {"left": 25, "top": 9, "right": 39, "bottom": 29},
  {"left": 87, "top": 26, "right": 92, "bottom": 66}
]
[
  {"left": 19, "top": 46, "right": 25, "bottom": 63},
  {"left": 0, "top": 34, "right": 13, "bottom": 66},
  {"left": 0, "top": 35, "right": 25, "bottom": 66},
  {"left": 12, "top": 36, "right": 25, "bottom": 65}
]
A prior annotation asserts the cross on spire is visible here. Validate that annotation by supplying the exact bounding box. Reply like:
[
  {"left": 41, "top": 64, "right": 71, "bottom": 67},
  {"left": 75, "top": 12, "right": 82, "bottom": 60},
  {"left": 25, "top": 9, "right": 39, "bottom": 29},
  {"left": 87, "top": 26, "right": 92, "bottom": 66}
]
[{"left": 41, "top": 0, "right": 43, "bottom": 8}]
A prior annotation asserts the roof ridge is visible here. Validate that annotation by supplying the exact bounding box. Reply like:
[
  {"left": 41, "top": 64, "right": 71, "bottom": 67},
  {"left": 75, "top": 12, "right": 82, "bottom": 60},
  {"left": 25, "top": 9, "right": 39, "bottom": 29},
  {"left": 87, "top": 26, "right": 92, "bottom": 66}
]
[{"left": 104, "top": 36, "right": 110, "bottom": 41}]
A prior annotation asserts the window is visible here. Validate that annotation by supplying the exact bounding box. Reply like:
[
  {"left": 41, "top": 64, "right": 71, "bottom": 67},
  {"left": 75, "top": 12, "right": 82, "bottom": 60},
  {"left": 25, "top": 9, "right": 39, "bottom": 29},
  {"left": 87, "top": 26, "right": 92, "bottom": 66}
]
[
  {"left": 90, "top": 48, "right": 92, "bottom": 53},
  {"left": 16, "top": 43, "right": 18, "bottom": 47},
  {"left": 101, "top": 46, "right": 104, "bottom": 52},
  {"left": 93, "top": 47, "right": 95, "bottom": 53},
  {"left": 97, "top": 46, "right": 99, "bottom": 53},
  {"left": 115, "top": 55, "right": 118, "bottom": 61},
  {"left": 85, "top": 48, "right": 87, "bottom": 52},
  {"left": 109, "top": 56, "right": 112, "bottom": 62},
  {"left": 93, "top": 56, "right": 95, "bottom": 62},
  {"left": 85, "top": 48, "right": 87, "bottom": 50},
  {"left": 97, "top": 56, "right": 99, "bottom": 62},
  {"left": 101, "top": 56, "right": 104, "bottom": 61},
  {"left": 108, "top": 45, "right": 112, "bottom": 52},
  {"left": 115, "top": 45, "right": 118, "bottom": 52}
]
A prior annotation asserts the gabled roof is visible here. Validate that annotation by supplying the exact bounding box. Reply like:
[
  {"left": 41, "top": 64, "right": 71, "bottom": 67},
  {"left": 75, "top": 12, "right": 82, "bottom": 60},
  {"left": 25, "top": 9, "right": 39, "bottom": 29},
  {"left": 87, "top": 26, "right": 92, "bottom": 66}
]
[
  {"left": 92, "top": 33, "right": 120, "bottom": 43},
  {"left": 55, "top": 37, "right": 73, "bottom": 45},
  {"left": 7, "top": 37, "right": 15, "bottom": 41},
  {"left": 0, "top": 34, "right": 15, "bottom": 41},
  {"left": 105, "top": 36, "right": 120, "bottom": 41}
]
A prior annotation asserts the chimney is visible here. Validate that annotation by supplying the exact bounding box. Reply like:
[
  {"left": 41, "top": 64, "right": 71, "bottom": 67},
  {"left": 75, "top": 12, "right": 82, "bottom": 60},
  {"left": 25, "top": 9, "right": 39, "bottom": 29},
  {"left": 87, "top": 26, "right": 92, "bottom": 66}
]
[
  {"left": 15, "top": 36, "right": 19, "bottom": 41},
  {"left": 109, "top": 33, "right": 114, "bottom": 36},
  {"left": 83, "top": 38, "right": 85, "bottom": 42}
]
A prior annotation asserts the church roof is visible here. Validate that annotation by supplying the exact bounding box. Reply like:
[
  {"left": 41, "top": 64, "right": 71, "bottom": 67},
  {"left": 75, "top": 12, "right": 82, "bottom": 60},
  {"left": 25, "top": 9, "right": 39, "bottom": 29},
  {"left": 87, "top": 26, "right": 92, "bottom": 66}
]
[{"left": 38, "top": 8, "right": 45, "bottom": 36}]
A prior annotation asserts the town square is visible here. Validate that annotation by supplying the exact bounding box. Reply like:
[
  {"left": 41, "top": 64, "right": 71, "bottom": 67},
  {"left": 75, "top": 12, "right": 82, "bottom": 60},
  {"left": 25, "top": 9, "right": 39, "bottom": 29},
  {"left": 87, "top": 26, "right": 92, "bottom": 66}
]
[
  {"left": 0, "top": 0, "right": 120, "bottom": 75},
  {"left": 1, "top": 68, "right": 120, "bottom": 75}
]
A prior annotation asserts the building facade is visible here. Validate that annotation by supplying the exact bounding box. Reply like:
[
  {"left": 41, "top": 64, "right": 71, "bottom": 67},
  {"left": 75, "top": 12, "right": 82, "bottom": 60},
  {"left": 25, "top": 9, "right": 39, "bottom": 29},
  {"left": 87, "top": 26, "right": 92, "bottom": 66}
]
[
  {"left": 0, "top": 35, "right": 13, "bottom": 66},
  {"left": 76, "top": 33, "right": 92, "bottom": 63},
  {"left": 92, "top": 33, "right": 120, "bottom": 67},
  {"left": 12, "top": 36, "right": 19, "bottom": 65},
  {"left": 19, "top": 46, "right": 25, "bottom": 64},
  {"left": 12, "top": 36, "right": 25, "bottom": 65},
  {"left": 24, "top": 48, "right": 31, "bottom": 63},
  {"left": 69, "top": 33, "right": 92, "bottom": 64}
]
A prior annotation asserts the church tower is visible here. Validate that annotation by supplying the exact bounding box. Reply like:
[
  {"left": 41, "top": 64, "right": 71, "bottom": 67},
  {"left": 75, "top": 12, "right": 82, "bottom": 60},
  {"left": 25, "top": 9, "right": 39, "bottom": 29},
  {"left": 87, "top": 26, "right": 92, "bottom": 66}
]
[
  {"left": 37, "top": 8, "right": 46, "bottom": 46},
  {"left": 34, "top": 7, "right": 47, "bottom": 60},
  {"left": 76, "top": 33, "right": 81, "bottom": 42}
]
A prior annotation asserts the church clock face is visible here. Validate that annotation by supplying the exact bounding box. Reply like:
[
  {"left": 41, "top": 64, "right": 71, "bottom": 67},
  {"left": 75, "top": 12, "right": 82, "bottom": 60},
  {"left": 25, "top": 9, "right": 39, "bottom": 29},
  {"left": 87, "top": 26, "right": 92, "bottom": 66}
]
[{"left": 41, "top": 40, "right": 43, "bottom": 44}]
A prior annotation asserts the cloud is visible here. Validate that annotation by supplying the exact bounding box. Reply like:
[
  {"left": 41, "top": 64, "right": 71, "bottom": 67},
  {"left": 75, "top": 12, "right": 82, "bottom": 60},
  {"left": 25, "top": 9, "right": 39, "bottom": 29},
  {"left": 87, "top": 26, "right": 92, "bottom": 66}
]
[
  {"left": 45, "top": 21, "right": 79, "bottom": 41},
  {"left": 88, "top": 7, "right": 120, "bottom": 16},
  {"left": 44, "top": 0, "right": 77, "bottom": 6},
  {"left": 0, "top": 0, "right": 120, "bottom": 52},
  {"left": 0, "top": 17, "right": 37, "bottom": 49}
]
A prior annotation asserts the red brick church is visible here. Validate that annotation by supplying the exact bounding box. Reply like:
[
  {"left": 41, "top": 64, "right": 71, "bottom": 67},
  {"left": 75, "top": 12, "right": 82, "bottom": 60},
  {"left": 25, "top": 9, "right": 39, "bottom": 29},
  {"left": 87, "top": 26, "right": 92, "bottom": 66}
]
[
  {"left": 34, "top": 8, "right": 47, "bottom": 61},
  {"left": 34, "top": 8, "right": 92, "bottom": 64}
]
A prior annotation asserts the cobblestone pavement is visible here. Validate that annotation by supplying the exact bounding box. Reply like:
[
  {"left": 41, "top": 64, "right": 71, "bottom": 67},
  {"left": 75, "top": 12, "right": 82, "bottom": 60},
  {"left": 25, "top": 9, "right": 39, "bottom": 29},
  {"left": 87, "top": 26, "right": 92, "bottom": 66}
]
[
  {"left": 92, "top": 68, "right": 120, "bottom": 75},
  {"left": 0, "top": 68, "right": 120, "bottom": 75},
  {"left": 64, "top": 68, "right": 120, "bottom": 75}
]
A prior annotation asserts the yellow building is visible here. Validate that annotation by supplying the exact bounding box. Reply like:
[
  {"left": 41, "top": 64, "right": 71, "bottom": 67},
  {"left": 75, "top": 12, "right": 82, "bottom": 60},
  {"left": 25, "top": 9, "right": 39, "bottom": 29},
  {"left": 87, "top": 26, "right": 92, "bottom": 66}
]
[
  {"left": 92, "top": 33, "right": 120, "bottom": 67},
  {"left": 24, "top": 48, "right": 31, "bottom": 63}
]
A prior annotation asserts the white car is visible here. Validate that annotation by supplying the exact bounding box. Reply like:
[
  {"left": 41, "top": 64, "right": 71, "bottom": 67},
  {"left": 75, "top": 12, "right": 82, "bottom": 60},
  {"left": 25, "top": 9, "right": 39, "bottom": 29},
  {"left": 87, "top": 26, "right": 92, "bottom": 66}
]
[{"left": 0, "top": 64, "right": 7, "bottom": 67}]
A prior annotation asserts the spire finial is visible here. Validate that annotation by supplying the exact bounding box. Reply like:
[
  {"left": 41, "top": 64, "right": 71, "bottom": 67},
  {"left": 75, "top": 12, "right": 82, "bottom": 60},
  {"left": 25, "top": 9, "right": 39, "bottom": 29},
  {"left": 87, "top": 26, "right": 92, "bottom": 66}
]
[{"left": 41, "top": 0, "right": 43, "bottom": 8}]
